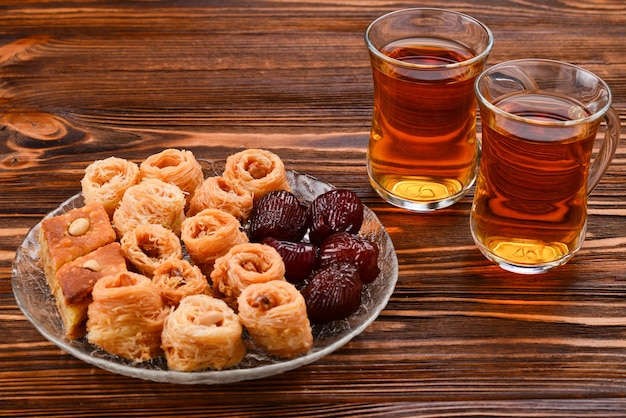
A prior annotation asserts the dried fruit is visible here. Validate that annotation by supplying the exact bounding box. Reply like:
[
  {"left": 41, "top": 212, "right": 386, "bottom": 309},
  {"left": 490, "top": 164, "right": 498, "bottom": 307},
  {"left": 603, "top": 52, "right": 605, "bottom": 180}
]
[
  {"left": 248, "top": 190, "right": 309, "bottom": 242},
  {"left": 318, "top": 232, "right": 380, "bottom": 284},
  {"left": 301, "top": 262, "right": 362, "bottom": 324},
  {"left": 262, "top": 237, "right": 317, "bottom": 284},
  {"left": 308, "top": 189, "right": 364, "bottom": 245}
]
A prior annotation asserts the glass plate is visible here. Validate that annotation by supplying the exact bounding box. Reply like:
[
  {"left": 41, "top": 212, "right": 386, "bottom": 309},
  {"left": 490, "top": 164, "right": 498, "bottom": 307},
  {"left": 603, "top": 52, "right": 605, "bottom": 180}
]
[{"left": 12, "top": 170, "right": 398, "bottom": 384}]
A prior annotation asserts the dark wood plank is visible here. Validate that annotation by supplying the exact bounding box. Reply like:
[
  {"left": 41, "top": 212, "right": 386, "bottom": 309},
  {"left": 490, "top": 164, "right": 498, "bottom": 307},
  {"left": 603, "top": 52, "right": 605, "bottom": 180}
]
[{"left": 1, "top": 0, "right": 625, "bottom": 416}]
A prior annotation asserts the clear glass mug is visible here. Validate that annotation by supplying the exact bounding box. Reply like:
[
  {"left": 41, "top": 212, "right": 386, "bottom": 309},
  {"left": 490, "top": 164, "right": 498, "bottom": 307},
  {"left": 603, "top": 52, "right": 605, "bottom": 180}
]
[
  {"left": 471, "top": 59, "right": 621, "bottom": 274},
  {"left": 365, "top": 8, "right": 493, "bottom": 211}
]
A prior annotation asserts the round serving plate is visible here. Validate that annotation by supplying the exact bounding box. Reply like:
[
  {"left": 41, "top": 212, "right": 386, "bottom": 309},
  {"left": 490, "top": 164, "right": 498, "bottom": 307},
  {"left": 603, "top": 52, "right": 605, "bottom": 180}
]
[{"left": 12, "top": 170, "right": 398, "bottom": 384}]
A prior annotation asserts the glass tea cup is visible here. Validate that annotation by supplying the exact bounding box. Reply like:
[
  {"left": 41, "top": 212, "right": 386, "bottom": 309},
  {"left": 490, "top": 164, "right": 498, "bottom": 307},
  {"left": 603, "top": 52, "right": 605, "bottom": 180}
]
[
  {"left": 365, "top": 8, "right": 493, "bottom": 211},
  {"left": 471, "top": 59, "right": 621, "bottom": 274}
]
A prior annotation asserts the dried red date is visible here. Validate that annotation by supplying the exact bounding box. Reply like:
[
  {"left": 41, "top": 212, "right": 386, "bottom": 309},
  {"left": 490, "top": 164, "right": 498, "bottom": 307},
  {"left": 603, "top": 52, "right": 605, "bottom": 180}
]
[
  {"left": 301, "top": 262, "right": 363, "bottom": 324},
  {"left": 248, "top": 190, "right": 309, "bottom": 242},
  {"left": 308, "top": 189, "right": 364, "bottom": 245},
  {"left": 262, "top": 237, "right": 317, "bottom": 284},
  {"left": 318, "top": 232, "right": 380, "bottom": 284}
]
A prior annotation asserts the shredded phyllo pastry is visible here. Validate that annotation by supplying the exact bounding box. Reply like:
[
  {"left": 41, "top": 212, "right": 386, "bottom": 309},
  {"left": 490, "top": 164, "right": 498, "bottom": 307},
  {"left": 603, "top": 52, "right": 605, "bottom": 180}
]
[
  {"left": 87, "top": 271, "right": 170, "bottom": 363},
  {"left": 223, "top": 148, "right": 291, "bottom": 201},
  {"left": 139, "top": 148, "right": 204, "bottom": 204},
  {"left": 112, "top": 178, "right": 186, "bottom": 238},
  {"left": 238, "top": 281, "right": 313, "bottom": 358},
  {"left": 153, "top": 259, "right": 211, "bottom": 307},
  {"left": 188, "top": 175, "right": 254, "bottom": 221},
  {"left": 181, "top": 208, "right": 248, "bottom": 273},
  {"left": 81, "top": 157, "right": 140, "bottom": 218},
  {"left": 41, "top": 148, "right": 325, "bottom": 371},
  {"left": 211, "top": 243, "right": 286, "bottom": 310},
  {"left": 120, "top": 224, "right": 183, "bottom": 277},
  {"left": 161, "top": 294, "right": 246, "bottom": 372}
]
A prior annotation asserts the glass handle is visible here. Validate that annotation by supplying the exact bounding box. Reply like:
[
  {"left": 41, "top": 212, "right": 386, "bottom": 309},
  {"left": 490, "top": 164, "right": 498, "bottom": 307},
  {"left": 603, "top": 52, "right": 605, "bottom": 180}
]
[{"left": 587, "top": 107, "right": 621, "bottom": 194}]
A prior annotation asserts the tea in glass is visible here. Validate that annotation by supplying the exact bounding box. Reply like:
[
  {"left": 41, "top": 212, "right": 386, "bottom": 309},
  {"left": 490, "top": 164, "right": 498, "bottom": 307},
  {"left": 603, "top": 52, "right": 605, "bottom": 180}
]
[
  {"left": 472, "top": 59, "right": 621, "bottom": 274},
  {"left": 365, "top": 8, "right": 493, "bottom": 211}
]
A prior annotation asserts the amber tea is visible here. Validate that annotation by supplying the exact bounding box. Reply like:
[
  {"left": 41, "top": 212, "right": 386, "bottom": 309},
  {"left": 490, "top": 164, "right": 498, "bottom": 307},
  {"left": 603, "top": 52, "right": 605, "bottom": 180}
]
[
  {"left": 472, "top": 59, "right": 621, "bottom": 274},
  {"left": 471, "top": 93, "right": 598, "bottom": 272},
  {"left": 368, "top": 38, "right": 480, "bottom": 209},
  {"left": 365, "top": 8, "right": 493, "bottom": 211}
]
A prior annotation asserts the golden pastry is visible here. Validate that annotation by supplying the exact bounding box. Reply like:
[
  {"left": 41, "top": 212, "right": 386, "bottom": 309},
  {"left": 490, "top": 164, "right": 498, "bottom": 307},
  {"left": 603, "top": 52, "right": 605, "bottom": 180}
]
[
  {"left": 222, "top": 148, "right": 290, "bottom": 201},
  {"left": 210, "top": 242, "right": 285, "bottom": 310},
  {"left": 152, "top": 259, "right": 211, "bottom": 307},
  {"left": 237, "top": 280, "right": 312, "bottom": 358},
  {"left": 112, "top": 178, "right": 186, "bottom": 238},
  {"left": 139, "top": 148, "right": 204, "bottom": 203},
  {"left": 87, "top": 271, "right": 170, "bottom": 363},
  {"left": 180, "top": 208, "right": 248, "bottom": 274},
  {"left": 187, "top": 175, "right": 254, "bottom": 222},
  {"left": 120, "top": 224, "right": 183, "bottom": 277},
  {"left": 161, "top": 294, "right": 246, "bottom": 372},
  {"left": 39, "top": 202, "right": 116, "bottom": 290},
  {"left": 81, "top": 157, "right": 140, "bottom": 218},
  {"left": 52, "top": 242, "right": 127, "bottom": 339}
]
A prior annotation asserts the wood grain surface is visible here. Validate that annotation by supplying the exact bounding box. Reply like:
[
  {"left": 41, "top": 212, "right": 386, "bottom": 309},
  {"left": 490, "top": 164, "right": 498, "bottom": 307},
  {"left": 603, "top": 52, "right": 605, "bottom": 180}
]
[{"left": 1, "top": 0, "right": 625, "bottom": 416}]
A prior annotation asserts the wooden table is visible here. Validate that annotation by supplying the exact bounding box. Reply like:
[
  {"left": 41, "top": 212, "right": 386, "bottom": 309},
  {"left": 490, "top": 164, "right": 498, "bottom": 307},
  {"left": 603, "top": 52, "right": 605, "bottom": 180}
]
[{"left": 2, "top": 1, "right": 625, "bottom": 416}]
